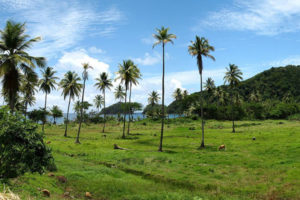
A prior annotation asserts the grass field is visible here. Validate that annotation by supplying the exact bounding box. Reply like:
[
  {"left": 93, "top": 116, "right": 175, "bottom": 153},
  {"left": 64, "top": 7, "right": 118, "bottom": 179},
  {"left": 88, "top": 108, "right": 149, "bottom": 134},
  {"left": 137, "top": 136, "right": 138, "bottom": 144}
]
[{"left": 1, "top": 118, "right": 300, "bottom": 200}]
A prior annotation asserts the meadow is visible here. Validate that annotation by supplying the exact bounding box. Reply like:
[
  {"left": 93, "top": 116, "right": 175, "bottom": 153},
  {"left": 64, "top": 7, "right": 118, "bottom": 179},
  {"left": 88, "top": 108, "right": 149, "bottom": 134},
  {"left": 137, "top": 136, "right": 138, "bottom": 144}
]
[{"left": 2, "top": 118, "right": 300, "bottom": 200}]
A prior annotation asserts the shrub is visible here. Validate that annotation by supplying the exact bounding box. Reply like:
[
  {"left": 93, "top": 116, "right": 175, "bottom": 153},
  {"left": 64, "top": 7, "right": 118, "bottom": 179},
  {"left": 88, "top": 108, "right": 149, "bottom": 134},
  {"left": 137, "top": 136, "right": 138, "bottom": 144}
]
[{"left": 0, "top": 107, "right": 55, "bottom": 179}]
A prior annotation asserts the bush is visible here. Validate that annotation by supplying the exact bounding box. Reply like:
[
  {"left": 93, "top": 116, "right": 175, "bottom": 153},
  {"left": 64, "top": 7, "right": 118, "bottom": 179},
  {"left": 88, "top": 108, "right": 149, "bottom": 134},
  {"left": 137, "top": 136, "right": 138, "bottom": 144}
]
[
  {"left": 0, "top": 107, "right": 55, "bottom": 179},
  {"left": 268, "top": 103, "right": 299, "bottom": 119}
]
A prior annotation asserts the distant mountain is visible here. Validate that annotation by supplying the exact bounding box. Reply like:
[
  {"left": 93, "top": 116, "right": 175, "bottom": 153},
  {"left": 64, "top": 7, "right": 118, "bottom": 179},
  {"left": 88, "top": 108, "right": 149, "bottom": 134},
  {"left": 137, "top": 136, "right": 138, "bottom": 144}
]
[
  {"left": 101, "top": 102, "right": 143, "bottom": 114},
  {"left": 168, "top": 65, "right": 300, "bottom": 113}
]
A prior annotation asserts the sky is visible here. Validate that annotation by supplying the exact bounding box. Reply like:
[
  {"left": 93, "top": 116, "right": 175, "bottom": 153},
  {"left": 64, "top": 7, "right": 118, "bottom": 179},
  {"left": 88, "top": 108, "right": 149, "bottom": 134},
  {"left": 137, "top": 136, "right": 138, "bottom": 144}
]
[{"left": 1, "top": 0, "right": 300, "bottom": 112}]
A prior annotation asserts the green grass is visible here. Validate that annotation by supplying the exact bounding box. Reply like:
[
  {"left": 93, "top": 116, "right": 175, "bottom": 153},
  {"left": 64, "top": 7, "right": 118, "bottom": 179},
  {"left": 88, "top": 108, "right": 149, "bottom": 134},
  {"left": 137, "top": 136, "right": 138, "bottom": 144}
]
[{"left": 2, "top": 119, "right": 300, "bottom": 200}]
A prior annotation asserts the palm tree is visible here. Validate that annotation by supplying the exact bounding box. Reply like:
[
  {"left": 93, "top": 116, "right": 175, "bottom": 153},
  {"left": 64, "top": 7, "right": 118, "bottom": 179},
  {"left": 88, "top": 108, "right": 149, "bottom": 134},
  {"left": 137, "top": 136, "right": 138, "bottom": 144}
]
[
  {"left": 59, "top": 71, "right": 82, "bottom": 137},
  {"left": 183, "top": 90, "right": 188, "bottom": 99},
  {"left": 0, "top": 20, "right": 46, "bottom": 112},
  {"left": 20, "top": 69, "right": 38, "bottom": 118},
  {"left": 153, "top": 26, "right": 176, "bottom": 152},
  {"left": 50, "top": 105, "right": 63, "bottom": 125},
  {"left": 39, "top": 67, "right": 58, "bottom": 132},
  {"left": 76, "top": 63, "right": 92, "bottom": 143},
  {"left": 94, "top": 95, "right": 104, "bottom": 112},
  {"left": 148, "top": 91, "right": 160, "bottom": 119},
  {"left": 94, "top": 72, "right": 113, "bottom": 133},
  {"left": 173, "top": 88, "right": 183, "bottom": 101},
  {"left": 188, "top": 36, "right": 215, "bottom": 148},
  {"left": 115, "top": 60, "right": 139, "bottom": 139},
  {"left": 114, "top": 85, "right": 125, "bottom": 121},
  {"left": 224, "top": 64, "right": 243, "bottom": 133},
  {"left": 204, "top": 77, "right": 216, "bottom": 103},
  {"left": 114, "top": 85, "right": 125, "bottom": 102},
  {"left": 127, "top": 64, "right": 141, "bottom": 135}
]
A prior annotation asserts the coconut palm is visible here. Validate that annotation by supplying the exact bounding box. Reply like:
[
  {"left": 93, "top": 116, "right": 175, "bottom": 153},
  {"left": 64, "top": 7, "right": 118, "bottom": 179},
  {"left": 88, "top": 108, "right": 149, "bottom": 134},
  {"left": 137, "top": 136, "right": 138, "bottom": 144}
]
[
  {"left": 224, "top": 64, "right": 243, "bottom": 133},
  {"left": 94, "top": 95, "right": 104, "bottom": 112},
  {"left": 183, "top": 90, "right": 188, "bottom": 99},
  {"left": 115, "top": 60, "right": 139, "bottom": 138},
  {"left": 148, "top": 91, "right": 160, "bottom": 107},
  {"left": 127, "top": 64, "right": 141, "bottom": 135},
  {"left": 153, "top": 26, "right": 176, "bottom": 152},
  {"left": 114, "top": 85, "right": 125, "bottom": 102},
  {"left": 20, "top": 69, "right": 38, "bottom": 118},
  {"left": 0, "top": 20, "right": 46, "bottom": 111},
  {"left": 188, "top": 36, "right": 215, "bottom": 148},
  {"left": 94, "top": 72, "right": 113, "bottom": 133},
  {"left": 59, "top": 71, "right": 82, "bottom": 137},
  {"left": 50, "top": 105, "right": 63, "bottom": 125},
  {"left": 204, "top": 77, "right": 216, "bottom": 103},
  {"left": 173, "top": 88, "right": 183, "bottom": 101},
  {"left": 39, "top": 66, "right": 58, "bottom": 132},
  {"left": 76, "top": 63, "right": 93, "bottom": 144}
]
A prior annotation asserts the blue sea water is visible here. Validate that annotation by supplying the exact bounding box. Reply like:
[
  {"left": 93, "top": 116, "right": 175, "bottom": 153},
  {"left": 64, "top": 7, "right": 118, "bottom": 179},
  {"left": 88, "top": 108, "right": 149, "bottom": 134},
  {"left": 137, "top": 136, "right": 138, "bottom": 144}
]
[{"left": 47, "top": 113, "right": 180, "bottom": 124}]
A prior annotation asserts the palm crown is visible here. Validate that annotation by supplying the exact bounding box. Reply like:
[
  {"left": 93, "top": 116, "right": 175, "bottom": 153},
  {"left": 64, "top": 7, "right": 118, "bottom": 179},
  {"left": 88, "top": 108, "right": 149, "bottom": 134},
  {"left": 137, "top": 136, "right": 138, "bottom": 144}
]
[
  {"left": 39, "top": 67, "right": 58, "bottom": 94},
  {"left": 114, "top": 85, "right": 125, "bottom": 102},
  {"left": 188, "top": 36, "right": 215, "bottom": 74},
  {"left": 204, "top": 77, "right": 216, "bottom": 92},
  {"left": 59, "top": 71, "right": 82, "bottom": 100},
  {"left": 115, "top": 60, "right": 140, "bottom": 89},
  {"left": 148, "top": 91, "right": 160, "bottom": 106},
  {"left": 94, "top": 72, "right": 113, "bottom": 93},
  {"left": 224, "top": 64, "right": 243, "bottom": 87},
  {"left": 94, "top": 95, "right": 104, "bottom": 110},
  {"left": 153, "top": 26, "right": 176, "bottom": 48}
]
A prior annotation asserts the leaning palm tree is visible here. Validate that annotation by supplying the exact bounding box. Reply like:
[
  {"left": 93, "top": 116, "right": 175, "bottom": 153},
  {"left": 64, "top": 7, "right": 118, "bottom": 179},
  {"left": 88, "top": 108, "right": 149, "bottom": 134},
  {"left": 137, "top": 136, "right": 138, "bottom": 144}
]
[
  {"left": 76, "top": 63, "right": 93, "bottom": 143},
  {"left": 20, "top": 69, "right": 38, "bottom": 118},
  {"left": 59, "top": 71, "right": 82, "bottom": 137},
  {"left": 94, "top": 72, "right": 113, "bottom": 133},
  {"left": 94, "top": 95, "right": 104, "bottom": 112},
  {"left": 224, "top": 64, "right": 243, "bottom": 133},
  {"left": 153, "top": 26, "right": 176, "bottom": 152},
  {"left": 39, "top": 67, "right": 58, "bottom": 132},
  {"left": 115, "top": 60, "right": 138, "bottom": 139},
  {"left": 127, "top": 64, "right": 141, "bottom": 135},
  {"left": 0, "top": 20, "right": 46, "bottom": 112},
  {"left": 188, "top": 36, "right": 215, "bottom": 148},
  {"left": 173, "top": 88, "right": 183, "bottom": 101}
]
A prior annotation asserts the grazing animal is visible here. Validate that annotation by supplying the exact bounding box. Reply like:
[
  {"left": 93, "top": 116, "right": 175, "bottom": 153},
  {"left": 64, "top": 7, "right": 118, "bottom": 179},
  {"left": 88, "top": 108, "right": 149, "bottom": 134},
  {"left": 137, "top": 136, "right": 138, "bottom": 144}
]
[
  {"left": 56, "top": 176, "right": 67, "bottom": 183},
  {"left": 42, "top": 189, "right": 50, "bottom": 197},
  {"left": 46, "top": 141, "right": 51, "bottom": 144},
  {"left": 252, "top": 137, "right": 256, "bottom": 140},
  {"left": 219, "top": 144, "right": 225, "bottom": 150}
]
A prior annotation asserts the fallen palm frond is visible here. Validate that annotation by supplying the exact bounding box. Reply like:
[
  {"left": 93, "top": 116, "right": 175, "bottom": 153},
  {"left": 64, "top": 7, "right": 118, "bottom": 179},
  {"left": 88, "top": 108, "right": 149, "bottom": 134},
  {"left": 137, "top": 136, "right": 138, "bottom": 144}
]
[{"left": 0, "top": 188, "right": 20, "bottom": 200}]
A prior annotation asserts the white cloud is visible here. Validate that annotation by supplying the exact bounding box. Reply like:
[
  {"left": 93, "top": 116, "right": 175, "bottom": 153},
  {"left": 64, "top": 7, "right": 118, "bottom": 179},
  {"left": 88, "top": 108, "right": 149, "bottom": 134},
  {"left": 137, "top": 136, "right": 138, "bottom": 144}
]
[
  {"left": 0, "top": 0, "right": 124, "bottom": 58},
  {"left": 268, "top": 55, "right": 300, "bottom": 66},
  {"left": 141, "top": 36, "right": 156, "bottom": 45},
  {"left": 133, "top": 52, "right": 161, "bottom": 66},
  {"left": 88, "top": 46, "right": 105, "bottom": 54},
  {"left": 201, "top": 0, "right": 300, "bottom": 35}
]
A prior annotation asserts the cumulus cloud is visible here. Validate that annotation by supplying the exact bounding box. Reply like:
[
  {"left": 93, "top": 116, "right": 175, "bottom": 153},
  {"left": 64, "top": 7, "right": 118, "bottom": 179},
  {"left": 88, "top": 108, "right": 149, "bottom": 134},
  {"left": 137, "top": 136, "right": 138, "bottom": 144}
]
[
  {"left": 133, "top": 52, "right": 161, "bottom": 66},
  {"left": 200, "top": 0, "right": 300, "bottom": 35}
]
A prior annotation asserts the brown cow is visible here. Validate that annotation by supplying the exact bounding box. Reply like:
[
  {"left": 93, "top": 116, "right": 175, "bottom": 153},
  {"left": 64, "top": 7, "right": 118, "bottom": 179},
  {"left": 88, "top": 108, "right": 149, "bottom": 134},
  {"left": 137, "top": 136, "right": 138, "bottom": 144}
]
[{"left": 219, "top": 144, "right": 225, "bottom": 150}]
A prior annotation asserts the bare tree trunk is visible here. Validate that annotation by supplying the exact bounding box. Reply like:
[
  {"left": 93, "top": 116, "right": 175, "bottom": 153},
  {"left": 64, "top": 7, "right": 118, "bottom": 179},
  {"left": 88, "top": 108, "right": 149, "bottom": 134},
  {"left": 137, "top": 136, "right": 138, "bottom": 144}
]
[
  {"left": 231, "top": 90, "right": 235, "bottom": 133},
  {"left": 64, "top": 95, "right": 71, "bottom": 137},
  {"left": 200, "top": 71, "right": 205, "bottom": 148},
  {"left": 102, "top": 89, "right": 106, "bottom": 133},
  {"left": 127, "top": 82, "right": 132, "bottom": 135},
  {"left": 158, "top": 43, "right": 165, "bottom": 152},
  {"left": 76, "top": 78, "right": 86, "bottom": 144},
  {"left": 122, "top": 86, "right": 128, "bottom": 139},
  {"left": 42, "top": 92, "right": 47, "bottom": 132}
]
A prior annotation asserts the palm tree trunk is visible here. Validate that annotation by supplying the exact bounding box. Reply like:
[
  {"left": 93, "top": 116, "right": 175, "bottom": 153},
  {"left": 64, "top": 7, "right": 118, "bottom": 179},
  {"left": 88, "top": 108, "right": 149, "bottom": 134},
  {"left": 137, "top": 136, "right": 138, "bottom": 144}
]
[
  {"left": 231, "top": 90, "right": 235, "bottom": 133},
  {"left": 102, "top": 90, "right": 106, "bottom": 133},
  {"left": 158, "top": 43, "right": 165, "bottom": 152},
  {"left": 127, "top": 82, "right": 132, "bottom": 135},
  {"left": 122, "top": 86, "right": 128, "bottom": 139},
  {"left": 42, "top": 92, "right": 47, "bottom": 132},
  {"left": 200, "top": 71, "right": 205, "bottom": 148},
  {"left": 76, "top": 78, "right": 86, "bottom": 143},
  {"left": 24, "top": 102, "right": 28, "bottom": 120},
  {"left": 64, "top": 95, "right": 71, "bottom": 137}
]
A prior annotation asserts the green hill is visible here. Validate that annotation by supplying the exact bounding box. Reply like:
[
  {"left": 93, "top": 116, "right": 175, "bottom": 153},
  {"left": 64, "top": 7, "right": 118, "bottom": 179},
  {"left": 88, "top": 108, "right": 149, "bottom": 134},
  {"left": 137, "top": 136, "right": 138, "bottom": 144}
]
[
  {"left": 168, "top": 65, "right": 300, "bottom": 114},
  {"left": 101, "top": 102, "right": 143, "bottom": 114}
]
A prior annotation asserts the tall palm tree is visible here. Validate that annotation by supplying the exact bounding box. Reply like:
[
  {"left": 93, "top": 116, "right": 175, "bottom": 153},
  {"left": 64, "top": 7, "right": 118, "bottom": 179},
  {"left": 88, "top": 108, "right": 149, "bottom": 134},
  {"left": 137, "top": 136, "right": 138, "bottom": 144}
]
[
  {"left": 173, "top": 88, "right": 183, "bottom": 101},
  {"left": 188, "top": 36, "right": 215, "bottom": 148},
  {"left": 153, "top": 26, "right": 176, "bottom": 152},
  {"left": 0, "top": 20, "right": 46, "bottom": 112},
  {"left": 115, "top": 60, "right": 139, "bottom": 139},
  {"left": 224, "top": 64, "right": 243, "bottom": 133},
  {"left": 94, "top": 94, "right": 104, "bottom": 112},
  {"left": 20, "top": 69, "right": 38, "bottom": 118},
  {"left": 76, "top": 63, "right": 92, "bottom": 143},
  {"left": 39, "top": 67, "right": 58, "bottom": 132},
  {"left": 127, "top": 64, "right": 141, "bottom": 135},
  {"left": 95, "top": 72, "right": 113, "bottom": 133},
  {"left": 59, "top": 71, "right": 82, "bottom": 137}
]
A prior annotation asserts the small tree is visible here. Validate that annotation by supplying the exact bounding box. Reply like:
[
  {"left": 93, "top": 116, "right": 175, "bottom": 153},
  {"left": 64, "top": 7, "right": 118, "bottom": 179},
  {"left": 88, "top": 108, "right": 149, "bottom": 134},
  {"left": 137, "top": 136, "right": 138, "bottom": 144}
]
[
  {"left": 0, "top": 106, "right": 54, "bottom": 179},
  {"left": 50, "top": 105, "right": 63, "bottom": 124}
]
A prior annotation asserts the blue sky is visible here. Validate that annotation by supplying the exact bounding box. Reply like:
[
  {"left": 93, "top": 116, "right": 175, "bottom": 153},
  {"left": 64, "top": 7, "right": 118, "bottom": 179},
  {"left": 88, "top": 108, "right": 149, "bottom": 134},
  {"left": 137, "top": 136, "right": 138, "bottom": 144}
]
[{"left": 1, "top": 0, "right": 300, "bottom": 112}]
